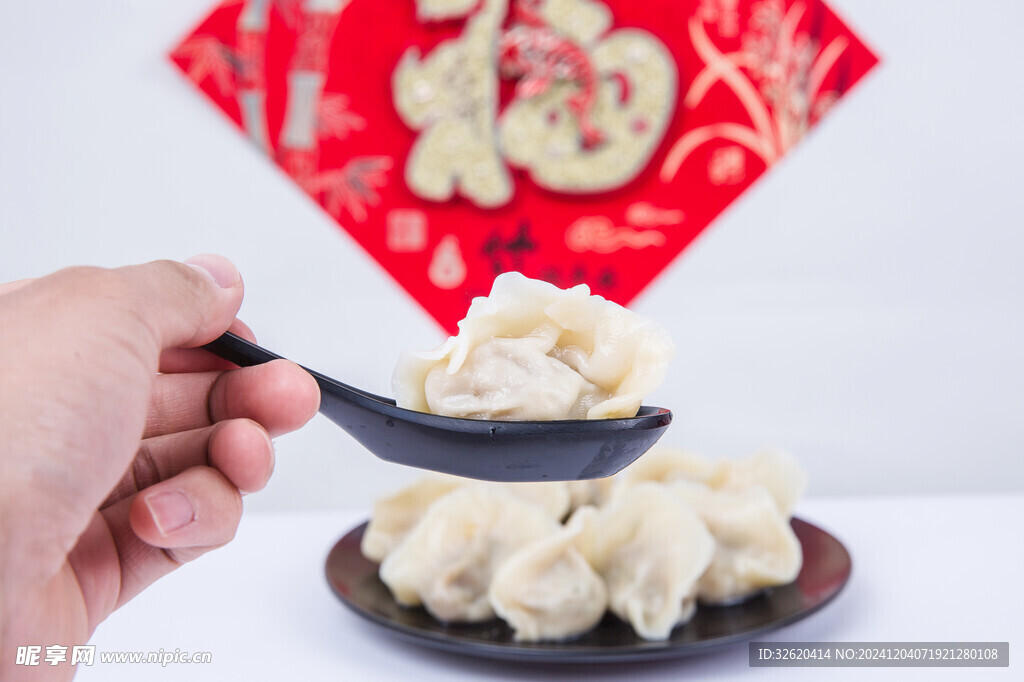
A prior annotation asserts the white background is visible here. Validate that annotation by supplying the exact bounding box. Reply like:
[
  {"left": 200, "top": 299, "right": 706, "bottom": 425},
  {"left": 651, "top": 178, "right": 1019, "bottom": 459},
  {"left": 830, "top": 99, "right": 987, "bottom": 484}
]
[{"left": 0, "top": 0, "right": 1021, "bottom": 511}]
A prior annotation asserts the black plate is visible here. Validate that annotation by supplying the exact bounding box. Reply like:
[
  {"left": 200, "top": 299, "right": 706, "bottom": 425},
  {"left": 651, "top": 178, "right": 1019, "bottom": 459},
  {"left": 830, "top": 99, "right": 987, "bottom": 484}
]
[{"left": 325, "top": 518, "right": 851, "bottom": 663}]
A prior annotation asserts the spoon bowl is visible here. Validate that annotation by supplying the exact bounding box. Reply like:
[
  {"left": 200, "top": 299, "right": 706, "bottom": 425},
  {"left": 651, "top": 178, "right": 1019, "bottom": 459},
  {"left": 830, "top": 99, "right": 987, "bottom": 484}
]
[{"left": 204, "top": 332, "right": 672, "bottom": 482}]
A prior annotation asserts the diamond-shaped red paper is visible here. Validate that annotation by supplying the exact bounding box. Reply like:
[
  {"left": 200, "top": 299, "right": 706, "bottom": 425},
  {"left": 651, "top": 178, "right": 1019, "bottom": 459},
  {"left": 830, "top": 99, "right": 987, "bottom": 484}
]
[{"left": 172, "top": 0, "right": 878, "bottom": 333}]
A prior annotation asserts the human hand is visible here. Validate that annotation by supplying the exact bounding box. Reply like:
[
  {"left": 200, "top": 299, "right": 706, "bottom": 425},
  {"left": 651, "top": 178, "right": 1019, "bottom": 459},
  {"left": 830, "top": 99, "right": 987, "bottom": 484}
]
[{"left": 0, "top": 256, "right": 320, "bottom": 680}]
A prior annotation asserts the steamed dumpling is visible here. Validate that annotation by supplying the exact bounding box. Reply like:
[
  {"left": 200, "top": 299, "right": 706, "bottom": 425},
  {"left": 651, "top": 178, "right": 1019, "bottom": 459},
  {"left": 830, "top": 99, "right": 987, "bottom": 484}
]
[
  {"left": 611, "top": 447, "right": 718, "bottom": 490},
  {"left": 488, "top": 507, "right": 607, "bottom": 641},
  {"left": 577, "top": 483, "right": 714, "bottom": 640},
  {"left": 392, "top": 272, "right": 674, "bottom": 420},
  {"left": 421, "top": 334, "right": 607, "bottom": 420},
  {"left": 566, "top": 477, "right": 615, "bottom": 512},
  {"left": 669, "top": 480, "right": 802, "bottom": 604},
  {"left": 360, "top": 475, "right": 464, "bottom": 562},
  {"left": 379, "top": 486, "right": 560, "bottom": 622},
  {"left": 614, "top": 447, "right": 806, "bottom": 518},
  {"left": 365, "top": 444, "right": 810, "bottom": 642},
  {"left": 711, "top": 449, "right": 807, "bottom": 518},
  {"left": 362, "top": 478, "right": 570, "bottom": 565},
  {"left": 496, "top": 481, "right": 571, "bottom": 521}
]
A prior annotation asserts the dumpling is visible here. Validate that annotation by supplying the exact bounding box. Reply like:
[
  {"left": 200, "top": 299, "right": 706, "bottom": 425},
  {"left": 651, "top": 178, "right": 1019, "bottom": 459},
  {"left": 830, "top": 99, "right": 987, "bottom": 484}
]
[
  {"left": 495, "top": 481, "right": 571, "bottom": 521},
  {"left": 577, "top": 483, "right": 714, "bottom": 640},
  {"left": 362, "top": 478, "right": 568, "bottom": 566},
  {"left": 392, "top": 272, "right": 674, "bottom": 420},
  {"left": 611, "top": 446, "right": 718, "bottom": 490},
  {"left": 566, "top": 477, "right": 615, "bottom": 512},
  {"left": 615, "top": 447, "right": 806, "bottom": 518},
  {"left": 669, "top": 480, "right": 802, "bottom": 605},
  {"left": 360, "top": 475, "right": 464, "bottom": 562},
  {"left": 488, "top": 506, "right": 607, "bottom": 641},
  {"left": 710, "top": 449, "right": 807, "bottom": 518},
  {"left": 379, "top": 486, "right": 560, "bottom": 622}
]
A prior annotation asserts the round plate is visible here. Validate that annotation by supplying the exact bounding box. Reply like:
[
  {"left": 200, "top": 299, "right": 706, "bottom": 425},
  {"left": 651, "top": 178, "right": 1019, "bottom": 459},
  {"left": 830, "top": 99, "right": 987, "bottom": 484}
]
[{"left": 325, "top": 518, "right": 851, "bottom": 663}]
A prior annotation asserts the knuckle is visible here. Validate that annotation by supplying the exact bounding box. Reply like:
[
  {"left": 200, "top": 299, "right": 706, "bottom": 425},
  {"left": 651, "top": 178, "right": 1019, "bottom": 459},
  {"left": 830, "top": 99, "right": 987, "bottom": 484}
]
[
  {"left": 49, "top": 259, "right": 231, "bottom": 353},
  {"left": 130, "top": 444, "right": 163, "bottom": 492},
  {"left": 161, "top": 546, "right": 194, "bottom": 566},
  {"left": 225, "top": 482, "right": 244, "bottom": 525},
  {"left": 147, "top": 258, "right": 208, "bottom": 308},
  {"left": 151, "top": 259, "right": 202, "bottom": 292},
  {"left": 115, "top": 259, "right": 209, "bottom": 350},
  {"left": 150, "top": 259, "right": 216, "bottom": 342},
  {"left": 55, "top": 266, "right": 126, "bottom": 304}
]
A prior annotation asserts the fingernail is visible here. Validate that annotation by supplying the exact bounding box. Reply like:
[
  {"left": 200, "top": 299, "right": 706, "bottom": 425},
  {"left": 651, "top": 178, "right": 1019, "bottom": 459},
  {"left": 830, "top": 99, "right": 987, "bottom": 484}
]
[
  {"left": 145, "top": 491, "right": 195, "bottom": 536},
  {"left": 185, "top": 254, "right": 239, "bottom": 288}
]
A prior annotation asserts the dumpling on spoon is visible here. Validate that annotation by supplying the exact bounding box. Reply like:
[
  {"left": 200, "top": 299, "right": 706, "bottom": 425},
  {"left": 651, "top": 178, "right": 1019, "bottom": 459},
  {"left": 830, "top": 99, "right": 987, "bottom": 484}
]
[{"left": 392, "top": 272, "right": 674, "bottom": 420}]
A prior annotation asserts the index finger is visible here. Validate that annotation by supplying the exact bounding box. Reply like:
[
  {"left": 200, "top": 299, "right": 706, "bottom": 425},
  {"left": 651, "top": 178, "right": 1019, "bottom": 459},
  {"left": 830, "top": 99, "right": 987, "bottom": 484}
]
[{"left": 159, "top": 318, "right": 257, "bottom": 373}]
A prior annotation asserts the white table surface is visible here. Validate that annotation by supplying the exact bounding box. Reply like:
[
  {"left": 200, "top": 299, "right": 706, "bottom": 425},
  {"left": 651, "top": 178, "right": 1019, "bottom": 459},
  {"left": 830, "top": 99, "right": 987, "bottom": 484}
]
[{"left": 77, "top": 494, "right": 1021, "bottom": 681}]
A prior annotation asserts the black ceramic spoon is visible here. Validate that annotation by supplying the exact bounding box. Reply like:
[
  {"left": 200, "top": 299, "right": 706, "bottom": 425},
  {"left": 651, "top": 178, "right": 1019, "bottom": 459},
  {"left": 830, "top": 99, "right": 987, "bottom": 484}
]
[{"left": 203, "top": 331, "right": 672, "bottom": 482}]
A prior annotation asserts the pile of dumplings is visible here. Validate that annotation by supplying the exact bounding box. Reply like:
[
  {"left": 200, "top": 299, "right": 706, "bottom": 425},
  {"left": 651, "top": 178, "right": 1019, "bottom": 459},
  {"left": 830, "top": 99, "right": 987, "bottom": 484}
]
[{"left": 360, "top": 447, "right": 807, "bottom": 642}]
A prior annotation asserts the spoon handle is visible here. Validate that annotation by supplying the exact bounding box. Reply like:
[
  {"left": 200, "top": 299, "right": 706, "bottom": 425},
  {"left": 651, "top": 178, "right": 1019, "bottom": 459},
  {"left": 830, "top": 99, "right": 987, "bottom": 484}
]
[
  {"left": 203, "top": 331, "right": 285, "bottom": 367},
  {"left": 202, "top": 332, "right": 393, "bottom": 404},
  {"left": 201, "top": 333, "right": 673, "bottom": 482}
]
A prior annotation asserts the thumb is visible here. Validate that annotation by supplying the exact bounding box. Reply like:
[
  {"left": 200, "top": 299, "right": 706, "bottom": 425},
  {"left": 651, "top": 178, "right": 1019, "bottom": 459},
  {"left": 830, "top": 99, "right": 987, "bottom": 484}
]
[
  {"left": 115, "top": 254, "right": 245, "bottom": 354},
  {"left": 0, "top": 255, "right": 244, "bottom": 585}
]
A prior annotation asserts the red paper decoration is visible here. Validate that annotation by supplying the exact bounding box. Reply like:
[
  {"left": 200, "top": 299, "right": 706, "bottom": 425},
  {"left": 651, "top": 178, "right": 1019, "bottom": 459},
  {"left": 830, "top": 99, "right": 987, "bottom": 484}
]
[{"left": 172, "top": 0, "right": 878, "bottom": 332}]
